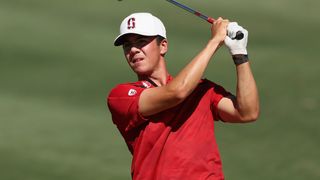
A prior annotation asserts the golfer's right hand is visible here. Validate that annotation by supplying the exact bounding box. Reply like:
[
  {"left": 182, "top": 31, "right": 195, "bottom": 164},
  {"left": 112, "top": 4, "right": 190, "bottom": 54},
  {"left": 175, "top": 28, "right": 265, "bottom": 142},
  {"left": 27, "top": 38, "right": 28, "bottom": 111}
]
[{"left": 211, "top": 17, "right": 229, "bottom": 43}]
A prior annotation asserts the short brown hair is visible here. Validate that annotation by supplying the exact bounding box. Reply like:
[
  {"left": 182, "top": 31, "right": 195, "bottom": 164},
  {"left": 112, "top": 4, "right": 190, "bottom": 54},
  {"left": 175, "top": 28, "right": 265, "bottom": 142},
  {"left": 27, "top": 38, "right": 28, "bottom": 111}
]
[{"left": 156, "top": 35, "right": 165, "bottom": 45}]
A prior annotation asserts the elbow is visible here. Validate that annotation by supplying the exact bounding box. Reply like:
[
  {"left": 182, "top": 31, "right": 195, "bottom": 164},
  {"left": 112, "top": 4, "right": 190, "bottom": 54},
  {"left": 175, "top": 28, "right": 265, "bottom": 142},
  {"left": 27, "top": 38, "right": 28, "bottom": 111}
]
[
  {"left": 168, "top": 85, "right": 190, "bottom": 102},
  {"left": 242, "top": 113, "right": 259, "bottom": 122},
  {"left": 241, "top": 110, "right": 260, "bottom": 123},
  {"left": 238, "top": 101, "right": 260, "bottom": 123}
]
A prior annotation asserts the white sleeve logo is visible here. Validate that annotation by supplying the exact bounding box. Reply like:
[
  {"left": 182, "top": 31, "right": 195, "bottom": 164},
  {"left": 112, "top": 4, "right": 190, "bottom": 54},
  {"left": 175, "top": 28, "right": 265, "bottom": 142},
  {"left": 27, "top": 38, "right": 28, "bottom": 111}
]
[
  {"left": 142, "top": 81, "right": 151, "bottom": 88},
  {"left": 128, "top": 89, "right": 137, "bottom": 96}
]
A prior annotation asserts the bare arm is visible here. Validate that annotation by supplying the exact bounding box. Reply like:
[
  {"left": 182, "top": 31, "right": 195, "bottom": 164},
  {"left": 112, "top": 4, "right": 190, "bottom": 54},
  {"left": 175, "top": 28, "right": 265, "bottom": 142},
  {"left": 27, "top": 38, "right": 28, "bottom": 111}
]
[
  {"left": 218, "top": 60, "right": 260, "bottom": 123},
  {"left": 139, "top": 18, "right": 229, "bottom": 117}
]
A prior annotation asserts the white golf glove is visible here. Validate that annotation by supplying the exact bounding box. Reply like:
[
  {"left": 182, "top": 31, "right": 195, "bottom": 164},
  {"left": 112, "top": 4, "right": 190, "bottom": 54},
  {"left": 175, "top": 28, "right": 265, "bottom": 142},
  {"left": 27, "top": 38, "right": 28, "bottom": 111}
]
[{"left": 225, "top": 22, "right": 248, "bottom": 55}]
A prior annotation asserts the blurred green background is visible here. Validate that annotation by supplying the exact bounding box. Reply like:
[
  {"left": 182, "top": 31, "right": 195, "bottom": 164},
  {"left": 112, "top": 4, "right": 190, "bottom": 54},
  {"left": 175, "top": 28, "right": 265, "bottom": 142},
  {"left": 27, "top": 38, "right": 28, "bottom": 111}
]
[{"left": 1, "top": 0, "right": 319, "bottom": 179}]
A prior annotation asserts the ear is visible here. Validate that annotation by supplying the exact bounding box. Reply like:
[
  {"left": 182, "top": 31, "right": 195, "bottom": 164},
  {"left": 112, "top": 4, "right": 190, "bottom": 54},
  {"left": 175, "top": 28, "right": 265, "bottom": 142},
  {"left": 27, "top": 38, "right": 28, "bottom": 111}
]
[{"left": 159, "top": 39, "right": 168, "bottom": 56}]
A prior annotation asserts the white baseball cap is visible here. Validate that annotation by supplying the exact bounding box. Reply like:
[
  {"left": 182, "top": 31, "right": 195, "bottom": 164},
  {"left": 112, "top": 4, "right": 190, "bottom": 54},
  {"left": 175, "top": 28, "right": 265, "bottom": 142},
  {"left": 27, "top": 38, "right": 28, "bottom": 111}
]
[{"left": 114, "top": 12, "right": 167, "bottom": 46}]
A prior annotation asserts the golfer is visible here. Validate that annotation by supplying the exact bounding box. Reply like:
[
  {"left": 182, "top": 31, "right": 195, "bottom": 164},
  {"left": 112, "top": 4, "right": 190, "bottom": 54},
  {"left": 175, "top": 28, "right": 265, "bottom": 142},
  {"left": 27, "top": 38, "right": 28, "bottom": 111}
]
[{"left": 107, "top": 12, "right": 259, "bottom": 179}]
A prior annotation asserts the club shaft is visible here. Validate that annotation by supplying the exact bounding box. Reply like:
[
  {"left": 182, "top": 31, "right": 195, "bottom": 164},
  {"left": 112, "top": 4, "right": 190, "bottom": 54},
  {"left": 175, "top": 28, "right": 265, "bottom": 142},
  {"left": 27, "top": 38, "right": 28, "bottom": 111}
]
[
  {"left": 166, "top": 0, "right": 214, "bottom": 23},
  {"left": 166, "top": 0, "right": 244, "bottom": 40}
]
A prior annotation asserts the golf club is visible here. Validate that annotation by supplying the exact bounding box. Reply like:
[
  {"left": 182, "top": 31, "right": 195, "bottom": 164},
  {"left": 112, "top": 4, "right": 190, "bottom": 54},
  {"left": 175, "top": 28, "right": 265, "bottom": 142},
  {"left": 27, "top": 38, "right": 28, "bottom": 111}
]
[{"left": 166, "top": 0, "right": 244, "bottom": 40}]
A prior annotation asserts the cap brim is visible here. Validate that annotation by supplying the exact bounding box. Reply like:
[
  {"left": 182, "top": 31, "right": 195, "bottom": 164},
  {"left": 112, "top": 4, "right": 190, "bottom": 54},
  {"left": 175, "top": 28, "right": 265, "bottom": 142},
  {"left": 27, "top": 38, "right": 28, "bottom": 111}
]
[
  {"left": 113, "top": 34, "right": 128, "bottom": 46},
  {"left": 114, "top": 32, "right": 164, "bottom": 46}
]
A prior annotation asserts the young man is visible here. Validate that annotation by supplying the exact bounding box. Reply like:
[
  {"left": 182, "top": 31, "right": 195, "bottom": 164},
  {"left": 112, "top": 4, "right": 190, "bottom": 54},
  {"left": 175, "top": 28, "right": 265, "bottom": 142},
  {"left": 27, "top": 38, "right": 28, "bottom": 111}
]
[{"left": 107, "top": 12, "right": 259, "bottom": 179}]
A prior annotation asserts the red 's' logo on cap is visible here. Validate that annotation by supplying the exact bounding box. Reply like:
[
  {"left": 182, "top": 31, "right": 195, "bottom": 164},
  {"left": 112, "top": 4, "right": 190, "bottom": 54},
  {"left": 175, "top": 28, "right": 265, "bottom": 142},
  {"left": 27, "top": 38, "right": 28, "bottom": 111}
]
[{"left": 127, "top": 18, "right": 135, "bottom": 29}]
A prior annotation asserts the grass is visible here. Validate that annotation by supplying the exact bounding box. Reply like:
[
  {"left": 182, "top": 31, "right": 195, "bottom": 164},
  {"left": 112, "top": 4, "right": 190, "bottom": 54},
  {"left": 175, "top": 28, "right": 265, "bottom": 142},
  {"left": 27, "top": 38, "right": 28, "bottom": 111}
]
[{"left": 0, "top": 0, "right": 319, "bottom": 179}]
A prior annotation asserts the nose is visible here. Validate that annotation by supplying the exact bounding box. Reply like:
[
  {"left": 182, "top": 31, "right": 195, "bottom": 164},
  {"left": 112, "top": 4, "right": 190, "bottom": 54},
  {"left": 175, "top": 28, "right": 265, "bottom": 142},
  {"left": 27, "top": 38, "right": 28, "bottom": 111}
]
[
  {"left": 129, "top": 45, "right": 139, "bottom": 55},
  {"left": 123, "top": 42, "right": 138, "bottom": 52},
  {"left": 126, "top": 45, "right": 140, "bottom": 61}
]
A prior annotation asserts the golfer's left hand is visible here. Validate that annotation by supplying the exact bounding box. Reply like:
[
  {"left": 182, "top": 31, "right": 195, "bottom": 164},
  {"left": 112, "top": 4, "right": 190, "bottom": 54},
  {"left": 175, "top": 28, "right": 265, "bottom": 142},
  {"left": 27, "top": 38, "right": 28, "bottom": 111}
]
[{"left": 225, "top": 22, "right": 248, "bottom": 55}]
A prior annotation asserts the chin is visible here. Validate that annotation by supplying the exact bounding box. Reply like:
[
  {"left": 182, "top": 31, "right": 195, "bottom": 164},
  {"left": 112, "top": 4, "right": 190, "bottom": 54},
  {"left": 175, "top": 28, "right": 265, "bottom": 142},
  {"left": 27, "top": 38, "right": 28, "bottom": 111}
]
[{"left": 133, "top": 68, "right": 152, "bottom": 76}]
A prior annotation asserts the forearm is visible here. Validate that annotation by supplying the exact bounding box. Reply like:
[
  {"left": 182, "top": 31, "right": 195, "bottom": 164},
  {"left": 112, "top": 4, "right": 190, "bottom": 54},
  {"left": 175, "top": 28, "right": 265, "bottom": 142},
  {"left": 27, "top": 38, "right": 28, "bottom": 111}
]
[
  {"left": 167, "top": 39, "right": 220, "bottom": 99},
  {"left": 235, "top": 61, "right": 260, "bottom": 121}
]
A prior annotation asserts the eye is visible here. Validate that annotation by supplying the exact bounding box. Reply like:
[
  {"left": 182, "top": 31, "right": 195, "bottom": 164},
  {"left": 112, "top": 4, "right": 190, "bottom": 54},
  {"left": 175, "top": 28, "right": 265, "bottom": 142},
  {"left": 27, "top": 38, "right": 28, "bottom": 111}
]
[
  {"left": 122, "top": 37, "right": 153, "bottom": 51},
  {"left": 122, "top": 43, "right": 130, "bottom": 51},
  {"left": 137, "top": 39, "right": 149, "bottom": 45}
]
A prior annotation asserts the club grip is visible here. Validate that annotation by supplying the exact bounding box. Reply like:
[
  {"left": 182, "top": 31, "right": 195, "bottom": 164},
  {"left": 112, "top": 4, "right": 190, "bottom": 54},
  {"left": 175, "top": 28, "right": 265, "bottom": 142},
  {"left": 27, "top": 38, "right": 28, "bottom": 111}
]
[
  {"left": 207, "top": 17, "right": 215, "bottom": 24},
  {"left": 207, "top": 17, "right": 244, "bottom": 40},
  {"left": 233, "top": 31, "right": 244, "bottom": 40}
]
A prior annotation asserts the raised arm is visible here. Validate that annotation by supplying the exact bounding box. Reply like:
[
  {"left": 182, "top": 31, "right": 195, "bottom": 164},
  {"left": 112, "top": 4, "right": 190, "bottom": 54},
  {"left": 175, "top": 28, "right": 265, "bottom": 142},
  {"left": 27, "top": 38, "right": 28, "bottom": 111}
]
[
  {"left": 139, "top": 18, "right": 229, "bottom": 116},
  {"left": 217, "top": 22, "right": 260, "bottom": 123},
  {"left": 217, "top": 60, "right": 260, "bottom": 123}
]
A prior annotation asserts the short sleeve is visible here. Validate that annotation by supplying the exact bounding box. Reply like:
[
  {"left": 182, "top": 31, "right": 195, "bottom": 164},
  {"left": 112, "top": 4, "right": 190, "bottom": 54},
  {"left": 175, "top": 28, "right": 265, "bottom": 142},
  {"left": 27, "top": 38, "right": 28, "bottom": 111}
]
[
  {"left": 107, "top": 84, "right": 148, "bottom": 132},
  {"left": 208, "top": 81, "right": 232, "bottom": 121}
]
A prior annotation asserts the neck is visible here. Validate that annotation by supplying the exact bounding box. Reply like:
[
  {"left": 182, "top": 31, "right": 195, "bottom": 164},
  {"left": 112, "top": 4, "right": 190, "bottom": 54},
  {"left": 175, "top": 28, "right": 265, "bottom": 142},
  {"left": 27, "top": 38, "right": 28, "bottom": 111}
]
[{"left": 138, "top": 59, "right": 168, "bottom": 87}]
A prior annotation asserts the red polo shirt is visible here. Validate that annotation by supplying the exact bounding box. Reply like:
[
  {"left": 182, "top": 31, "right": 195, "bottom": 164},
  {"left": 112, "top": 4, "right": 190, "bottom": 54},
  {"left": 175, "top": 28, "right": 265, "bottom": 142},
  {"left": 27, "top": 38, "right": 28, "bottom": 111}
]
[{"left": 107, "top": 76, "right": 231, "bottom": 180}]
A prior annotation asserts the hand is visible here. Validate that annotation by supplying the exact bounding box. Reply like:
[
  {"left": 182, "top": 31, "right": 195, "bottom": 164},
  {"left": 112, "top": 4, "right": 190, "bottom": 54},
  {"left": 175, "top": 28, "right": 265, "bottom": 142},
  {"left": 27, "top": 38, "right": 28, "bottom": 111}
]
[
  {"left": 224, "top": 22, "right": 248, "bottom": 55},
  {"left": 210, "top": 17, "right": 229, "bottom": 44}
]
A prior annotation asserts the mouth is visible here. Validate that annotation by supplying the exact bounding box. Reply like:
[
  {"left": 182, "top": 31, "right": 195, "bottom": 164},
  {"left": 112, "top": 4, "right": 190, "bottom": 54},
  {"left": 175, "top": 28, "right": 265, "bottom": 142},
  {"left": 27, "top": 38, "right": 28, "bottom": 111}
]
[{"left": 131, "top": 57, "right": 144, "bottom": 63}]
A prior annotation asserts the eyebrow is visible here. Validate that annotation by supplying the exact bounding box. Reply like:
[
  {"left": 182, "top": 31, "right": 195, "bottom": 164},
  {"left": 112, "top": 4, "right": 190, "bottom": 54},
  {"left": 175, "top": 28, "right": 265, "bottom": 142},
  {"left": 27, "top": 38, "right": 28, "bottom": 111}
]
[{"left": 124, "top": 36, "right": 154, "bottom": 44}]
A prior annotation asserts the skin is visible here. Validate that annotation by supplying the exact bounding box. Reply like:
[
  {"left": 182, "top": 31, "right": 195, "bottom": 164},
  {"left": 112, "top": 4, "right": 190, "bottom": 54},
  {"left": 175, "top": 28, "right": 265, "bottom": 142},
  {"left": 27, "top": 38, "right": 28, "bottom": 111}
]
[{"left": 122, "top": 17, "right": 259, "bottom": 123}]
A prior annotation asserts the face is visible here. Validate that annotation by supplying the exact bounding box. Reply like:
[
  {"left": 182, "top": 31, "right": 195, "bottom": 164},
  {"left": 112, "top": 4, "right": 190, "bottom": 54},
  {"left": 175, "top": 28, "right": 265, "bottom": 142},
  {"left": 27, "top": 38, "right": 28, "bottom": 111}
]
[{"left": 122, "top": 34, "right": 167, "bottom": 76}]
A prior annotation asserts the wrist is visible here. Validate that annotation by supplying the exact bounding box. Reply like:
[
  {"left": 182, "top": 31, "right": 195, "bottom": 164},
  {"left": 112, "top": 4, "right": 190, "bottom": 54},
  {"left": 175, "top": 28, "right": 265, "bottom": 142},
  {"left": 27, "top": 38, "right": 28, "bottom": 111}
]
[
  {"left": 232, "top": 54, "right": 249, "bottom": 65},
  {"left": 230, "top": 48, "right": 247, "bottom": 55},
  {"left": 206, "top": 39, "right": 222, "bottom": 52},
  {"left": 208, "top": 38, "right": 222, "bottom": 46}
]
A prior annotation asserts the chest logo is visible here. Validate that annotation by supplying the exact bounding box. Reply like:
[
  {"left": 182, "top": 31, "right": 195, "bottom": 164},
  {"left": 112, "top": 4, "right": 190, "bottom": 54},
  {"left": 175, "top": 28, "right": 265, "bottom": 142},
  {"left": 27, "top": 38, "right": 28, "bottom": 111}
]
[{"left": 128, "top": 89, "right": 137, "bottom": 96}]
